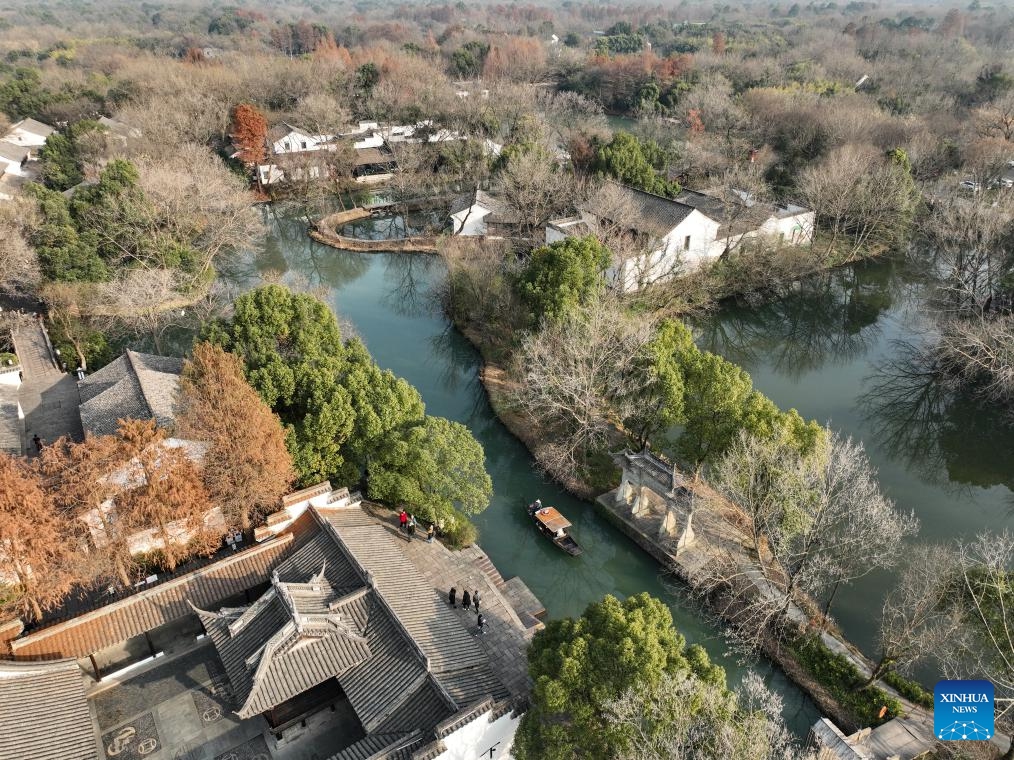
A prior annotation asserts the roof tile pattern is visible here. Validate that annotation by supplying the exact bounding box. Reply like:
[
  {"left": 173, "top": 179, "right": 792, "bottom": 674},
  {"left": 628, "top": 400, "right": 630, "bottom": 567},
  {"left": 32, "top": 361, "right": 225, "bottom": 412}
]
[
  {"left": 0, "top": 659, "right": 97, "bottom": 760},
  {"left": 583, "top": 181, "right": 696, "bottom": 237},
  {"left": 199, "top": 570, "right": 375, "bottom": 719},
  {"left": 10, "top": 534, "right": 294, "bottom": 659},
  {"left": 78, "top": 350, "right": 183, "bottom": 436}
]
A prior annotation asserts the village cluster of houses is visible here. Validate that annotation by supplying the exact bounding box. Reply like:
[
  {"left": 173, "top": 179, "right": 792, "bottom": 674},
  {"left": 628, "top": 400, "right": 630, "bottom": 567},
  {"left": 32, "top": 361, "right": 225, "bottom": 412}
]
[
  {"left": 0, "top": 117, "right": 54, "bottom": 201},
  {"left": 0, "top": 115, "right": 139, "bottom": 202},
  {"left": 0, "top": 345, "right": 536, "bottom": 760},
  {"left": 251, "top": 120, "right": 475, "bottom": 187},
  {"left": 451, "top": 180, "right": 815, "bottom": 292}
]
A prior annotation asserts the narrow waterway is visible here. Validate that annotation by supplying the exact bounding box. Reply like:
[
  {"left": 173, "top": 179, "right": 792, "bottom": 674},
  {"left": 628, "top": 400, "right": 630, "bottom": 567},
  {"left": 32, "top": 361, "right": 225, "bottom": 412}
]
[
  {"left": 694, "top": 256, "right": 1014, "bottom": 660},
  {"left": 220, "top": 205, "right": 821, "bottom": 735}
]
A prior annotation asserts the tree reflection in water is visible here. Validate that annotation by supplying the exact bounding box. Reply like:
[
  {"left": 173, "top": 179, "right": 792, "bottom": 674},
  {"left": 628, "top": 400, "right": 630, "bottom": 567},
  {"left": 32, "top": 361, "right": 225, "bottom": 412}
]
[
  {"left": 862, "top": 337, "right": 1014, "bottom": 494},
  {"left": 695, "top": 264, "right": 895, "bottom": 380}
]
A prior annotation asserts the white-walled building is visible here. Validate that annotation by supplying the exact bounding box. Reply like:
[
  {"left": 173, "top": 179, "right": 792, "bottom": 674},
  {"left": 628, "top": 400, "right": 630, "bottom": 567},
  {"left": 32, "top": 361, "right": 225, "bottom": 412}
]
[
  {"left": 3, "top": 118, "right": 54, "bottom": 148},
  {"left": 547, "top": 181, "right": 815, "bottom": 292},
  {"left": 450, "top": 189, "right": 518, "bottom": 237}
]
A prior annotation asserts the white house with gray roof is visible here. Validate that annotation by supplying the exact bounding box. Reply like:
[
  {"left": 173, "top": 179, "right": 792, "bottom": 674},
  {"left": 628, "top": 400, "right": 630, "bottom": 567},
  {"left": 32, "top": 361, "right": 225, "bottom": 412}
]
[
  {"left": 77, "top": 349, "right": 182, "bottom": 437},
  {"left": 548, "top": 181, "right": 814, "bottom": 292}
]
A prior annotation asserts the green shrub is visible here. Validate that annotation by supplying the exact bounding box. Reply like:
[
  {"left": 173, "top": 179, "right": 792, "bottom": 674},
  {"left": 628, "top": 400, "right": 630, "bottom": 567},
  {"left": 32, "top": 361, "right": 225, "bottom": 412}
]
[
  {"left": 883, "top": 671, "right": 934, "bottom": 709},
  {"left": 788, "top": 635, "right": 903, "bottom": 726},
  {"left": 443, "top": 517, "right": 477, "bottom": 549}
]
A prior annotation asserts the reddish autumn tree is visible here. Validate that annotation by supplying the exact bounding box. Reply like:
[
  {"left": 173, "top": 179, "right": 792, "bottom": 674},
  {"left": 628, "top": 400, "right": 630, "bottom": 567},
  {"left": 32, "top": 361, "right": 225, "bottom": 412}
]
[
  {"left": 712, "top": 31, "right": 726, "bottom": 55},
  {"left": 114, "top": 419, "right": 220, "bottom": 572},
  {"left": 176, "top": 342, "right": 295, "bottom": 530},
  {"left": 230, "top": 103, "right": 268, "bottom": 166},
  {"left": 39, "top": 433, "right": 127, "bottom": 584},
  {"left": 0, "top": 453, "right": 76, "bottom": 622}
]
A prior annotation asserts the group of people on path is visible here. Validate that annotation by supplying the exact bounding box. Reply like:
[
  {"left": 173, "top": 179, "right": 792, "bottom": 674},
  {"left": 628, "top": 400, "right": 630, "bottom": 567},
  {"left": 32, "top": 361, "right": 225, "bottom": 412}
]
[
  {"left": 448, "top": 586, "right": 486, "bottom": 634},
  {"left": 398, "top": 509, "right": 435, "bottom": 543}
]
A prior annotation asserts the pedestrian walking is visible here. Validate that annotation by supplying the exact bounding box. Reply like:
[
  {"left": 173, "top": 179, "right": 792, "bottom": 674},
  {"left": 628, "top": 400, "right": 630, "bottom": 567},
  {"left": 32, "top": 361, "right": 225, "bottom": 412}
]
[
  {"left": 399, "top": 510, "right": 408, "bottom": 532},
  {"left": 476, "top": 613, "right": 486, "bottom": 634},
  {"left": 473, "top": 589, "right": 481, "bottom": 614},
  {"left": 426, "top": 524, "right": 435, "bottom": 543},
  {"left": 448, "top": 587, "right": 457, "bottom": 608},
  {"left": 408, "top": 514, "right": 417, "bottom": 536},
  {"left": 461, "top": 589, "right": 472, "bottom": 611},
  {"left": 32, "top": 434, "right": 42, "bottom": 453}
]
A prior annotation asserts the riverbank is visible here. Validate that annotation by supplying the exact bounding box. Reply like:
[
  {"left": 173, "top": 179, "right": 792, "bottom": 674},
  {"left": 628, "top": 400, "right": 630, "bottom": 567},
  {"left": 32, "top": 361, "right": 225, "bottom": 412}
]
[{"left": 450, "top": 306, "right": 932, "bottom": 744}]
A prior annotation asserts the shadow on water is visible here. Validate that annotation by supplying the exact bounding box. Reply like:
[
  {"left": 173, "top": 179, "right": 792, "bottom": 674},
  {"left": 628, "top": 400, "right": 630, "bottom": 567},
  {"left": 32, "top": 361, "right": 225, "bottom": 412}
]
[
  {"left": 220, "top": 207, "right": 820, "bottom": 735},
  {"left": 695, "top": 252, "right": 1014, "bottom": 659}
]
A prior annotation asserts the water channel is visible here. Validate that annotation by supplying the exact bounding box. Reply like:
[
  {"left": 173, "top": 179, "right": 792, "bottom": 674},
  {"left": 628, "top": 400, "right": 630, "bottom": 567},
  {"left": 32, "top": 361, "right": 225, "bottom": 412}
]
[
  {"left": 222, "top": 205, "right": 1014, "bottom": 734},
  {"left": 221, "top": 205, "right": 821, "bottom": 734}
]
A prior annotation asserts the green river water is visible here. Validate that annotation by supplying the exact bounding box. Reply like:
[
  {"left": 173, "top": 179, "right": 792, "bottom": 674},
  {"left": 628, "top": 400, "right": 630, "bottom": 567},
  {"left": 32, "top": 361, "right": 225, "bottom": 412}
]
[{"left": 220, "top": 206, "right": 1014, "bottom": 735}]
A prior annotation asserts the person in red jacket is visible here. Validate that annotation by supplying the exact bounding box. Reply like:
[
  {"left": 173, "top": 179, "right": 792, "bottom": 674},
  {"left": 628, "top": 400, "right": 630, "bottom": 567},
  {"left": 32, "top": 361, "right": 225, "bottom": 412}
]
[{"left": 399, "top": 510, "right": 409, "bottom": 532}]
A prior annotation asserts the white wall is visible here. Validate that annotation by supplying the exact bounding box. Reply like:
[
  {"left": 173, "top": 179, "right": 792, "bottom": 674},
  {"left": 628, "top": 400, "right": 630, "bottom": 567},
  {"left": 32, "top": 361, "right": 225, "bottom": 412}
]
[
  {"left": 437, "top": 707, "right": 520, "bottom": 760},
  {"left": 272, "top": 131, "right": 334, "bottom": 155},
  {"left": 451, "top": 205, "right": 491, "bottom": 236},
  {"left": 611, "top": 210, "right": 720, "bottom": 292},
  {"left": 758, "top": 211, "right": 815, "bottom": 245}
]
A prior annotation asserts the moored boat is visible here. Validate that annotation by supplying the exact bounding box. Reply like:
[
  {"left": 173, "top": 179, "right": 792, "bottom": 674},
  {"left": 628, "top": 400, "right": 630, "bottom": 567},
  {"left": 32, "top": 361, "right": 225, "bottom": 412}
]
[{"left": 525, "top": 500, "right": 582, "bottom": 556}]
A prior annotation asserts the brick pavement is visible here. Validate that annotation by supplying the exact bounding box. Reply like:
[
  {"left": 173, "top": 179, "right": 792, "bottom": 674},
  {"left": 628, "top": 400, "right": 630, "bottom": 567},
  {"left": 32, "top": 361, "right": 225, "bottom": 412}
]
[{"left": 13, "top": 320, "right": 83, "bottom": 452}]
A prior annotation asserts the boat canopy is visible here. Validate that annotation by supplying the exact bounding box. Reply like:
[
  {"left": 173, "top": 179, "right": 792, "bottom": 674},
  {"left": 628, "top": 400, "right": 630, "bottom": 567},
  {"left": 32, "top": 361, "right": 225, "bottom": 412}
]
[{"left": 534, "top": 507, "right": 571, "bottom": 533}]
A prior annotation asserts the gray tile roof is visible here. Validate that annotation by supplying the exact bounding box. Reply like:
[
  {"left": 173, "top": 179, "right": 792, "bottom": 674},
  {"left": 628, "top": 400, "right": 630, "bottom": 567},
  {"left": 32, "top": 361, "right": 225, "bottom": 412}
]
[
  {"left": 198, "top": 570, "right": 375, "bottom": 719},
  {"left": 78, "top": 350, "right": 182, "bottom": 436},
  {"left": 449, "top": 188, "right": 516, "bottom": 223},
  {"left": 0, "top": 141, "right": 31, "bottom": 163},
  {"left": 197, "top": 503, "right": 507, "bottom": 739},
  {"left": 0, "top": 659, "right": 98, "bottom": 760},
  {"left": 583, "top": 181, "right": 696, "bottom": 237},
  {"left": 329, "top": 732, "right": 424, "bottom": 760},
  {"left": 9, "top": 117, "right": 55, "bottom": 139}
]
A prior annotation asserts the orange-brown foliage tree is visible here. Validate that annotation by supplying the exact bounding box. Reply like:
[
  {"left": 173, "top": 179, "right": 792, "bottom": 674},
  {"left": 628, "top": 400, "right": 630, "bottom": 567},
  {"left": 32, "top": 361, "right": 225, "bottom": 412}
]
[
  {"left": 0, "top": 454, "right": 76, "bottom": 622},
  {"left": 176, "top": 342, "right": 294, "bottom": 530},
  {"left": 114, "top": 420, "right": 219, "bottom": 573},
  {"left": 712, "top": 31, "right": 726, "bottom": 55},
  {"left": 230, "top": 103, "right": 268, "bottom": 166}
]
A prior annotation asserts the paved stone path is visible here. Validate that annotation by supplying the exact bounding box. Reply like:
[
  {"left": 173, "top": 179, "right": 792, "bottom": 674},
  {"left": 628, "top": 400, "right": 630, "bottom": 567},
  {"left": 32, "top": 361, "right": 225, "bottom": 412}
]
[{"left": 12, "top": 320, "right": 83, "bottom": 452}]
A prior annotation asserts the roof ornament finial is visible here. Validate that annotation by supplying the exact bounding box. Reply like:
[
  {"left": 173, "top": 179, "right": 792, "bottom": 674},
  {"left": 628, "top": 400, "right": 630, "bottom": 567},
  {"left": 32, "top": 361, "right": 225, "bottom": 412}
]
[{"left": 310, "top": 562, "right": 327, "bottom": 585}]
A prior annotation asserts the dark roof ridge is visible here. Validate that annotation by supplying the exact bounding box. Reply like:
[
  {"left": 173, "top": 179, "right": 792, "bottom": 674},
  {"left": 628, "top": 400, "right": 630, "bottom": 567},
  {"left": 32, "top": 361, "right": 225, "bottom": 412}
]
[{"left": 602, "top": 178, "right": 691, "bottom": 207}]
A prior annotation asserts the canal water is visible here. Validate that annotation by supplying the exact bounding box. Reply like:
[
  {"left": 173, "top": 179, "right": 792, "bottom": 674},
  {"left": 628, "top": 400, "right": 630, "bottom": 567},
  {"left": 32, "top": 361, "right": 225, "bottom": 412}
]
[
  {"left": 693, "top": 256, "right": 1014, "bottom": 659},
  {"left": 220, "top": 206, "right": 821, "bottom": 734}
]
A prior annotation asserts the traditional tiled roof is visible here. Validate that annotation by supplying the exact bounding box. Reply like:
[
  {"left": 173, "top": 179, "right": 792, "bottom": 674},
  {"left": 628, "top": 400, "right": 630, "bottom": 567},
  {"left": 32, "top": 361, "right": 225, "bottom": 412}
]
[
  {"left": 0, "top": 141, "right": 31, "bottom": 163},
  {"left": 198, "top": 571, "right": 375, "bottom": 719},
  {"left": 449, "top": 188, "right": 517, "bottom": 224},
  {"left": 583, "top": 181, "right": 696, "bottom": 237},
  {"left": 78, "top": 349, "right": 182, "bottom": 436},
  {"left": 0, "top": 659, "right": 97, "bottom": 760},
  {"left": 9, "top": 532, "right": 296, "bottom": 659},
  {"left": 8, "top": 117, "right": 55, "bottom": 139},
  {"left": 354, "top": 146, "right": 396, "bottom": 167},
  {"left": 197, "top": 503, "right": 508, "bottom": 738}
]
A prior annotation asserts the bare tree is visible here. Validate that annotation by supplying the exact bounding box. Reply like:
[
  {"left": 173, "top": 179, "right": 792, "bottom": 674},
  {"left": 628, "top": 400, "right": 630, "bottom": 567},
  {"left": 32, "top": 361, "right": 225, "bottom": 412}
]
[
  {"left": 799, "top": 144, "right": 917, "bottom": 261},
  {"left": 93, "top": 269, "right": 208, "bottom": 354},
  {"left": 943, "top": 532, "right": 1014, "bottom": 759},
  {"left": 705, "top": 429, "right": 916, "bottom": 643},
  {"left": 510, "top": 301, "right": 656, "bottom": 478},
  {"left": 867, "top": 544, "right": 961, "bottom": 686},
  {"left": 606, "top": 670, "right": 808, "bottom": 760},
  {"left": 924, "top": 182, "right": 1014, "bottom": 314},
  {"left": 0, "top": 199, "right": 40, "bottom": 294},
  {"left": 134, "top": 145, "right": 263, "bottom": 284},
  {"left": 975, "top": 92, "right": 1014, "bottom": 142},
  {"left": 937, "top": 313, "right": 1014, "bottom": 410},
  {"left": 493, "top": 148, "right": 576, "bottom": 242}
]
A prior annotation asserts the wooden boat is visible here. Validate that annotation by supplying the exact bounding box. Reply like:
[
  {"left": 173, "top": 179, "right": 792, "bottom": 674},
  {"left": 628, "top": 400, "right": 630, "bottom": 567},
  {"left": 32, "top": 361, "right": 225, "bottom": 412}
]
[{"left": 525, "top": 500, "right": 583, "bottom": 556}]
